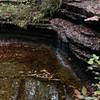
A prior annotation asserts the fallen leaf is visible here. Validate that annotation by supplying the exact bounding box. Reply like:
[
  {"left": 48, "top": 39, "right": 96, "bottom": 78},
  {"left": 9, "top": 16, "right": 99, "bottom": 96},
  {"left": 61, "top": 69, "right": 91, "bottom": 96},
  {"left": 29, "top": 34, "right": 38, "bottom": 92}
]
[
  {"left": 81, "top": 86, "right": 87, "bottom": 96},
  {"left": 74, "top": 89, "right": 81, "bottom": 96}
]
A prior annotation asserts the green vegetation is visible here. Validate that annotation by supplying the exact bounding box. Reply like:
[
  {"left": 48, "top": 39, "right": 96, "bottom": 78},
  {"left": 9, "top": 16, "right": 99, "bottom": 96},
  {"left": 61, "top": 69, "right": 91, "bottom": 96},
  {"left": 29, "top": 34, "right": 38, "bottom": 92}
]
[
  {"left": 77, "top": 54, "right": 100, "bottom": 100},
  {"left": 40, "top": 0, "right": 62, "bottom": 16},
  {"left": 88, "top": 54, "right": 100, "bottom": 81},
  {"left": 0, "top": 0, "right": 62, "bottom": 27}
]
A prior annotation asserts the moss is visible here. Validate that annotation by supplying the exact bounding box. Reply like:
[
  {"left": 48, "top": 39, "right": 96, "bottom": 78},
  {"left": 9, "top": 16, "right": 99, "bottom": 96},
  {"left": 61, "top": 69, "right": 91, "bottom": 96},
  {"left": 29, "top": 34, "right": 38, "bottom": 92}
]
[{"left": 0, "top": 0, "right": 62, "bottom": 27}]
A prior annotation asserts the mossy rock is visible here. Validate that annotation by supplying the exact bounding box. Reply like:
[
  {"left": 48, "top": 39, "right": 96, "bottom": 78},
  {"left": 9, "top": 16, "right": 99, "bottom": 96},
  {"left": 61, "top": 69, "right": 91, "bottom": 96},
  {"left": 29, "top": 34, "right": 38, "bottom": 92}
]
[{"left": 0, "top": 0, "right": 62, "bottom": 27}]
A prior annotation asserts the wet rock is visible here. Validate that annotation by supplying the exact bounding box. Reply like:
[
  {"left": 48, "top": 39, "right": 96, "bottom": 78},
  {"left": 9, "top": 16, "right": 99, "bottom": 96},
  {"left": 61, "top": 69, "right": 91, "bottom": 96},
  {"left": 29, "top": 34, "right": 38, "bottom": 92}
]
[
  {"left": 0, "top": 78, "right": 69, "bottom": 100},
  {"left": 60, "top": 0, "right": 100, "bottom": 25},
  {"left": 50, "top": 18, "right": 100, "bottom": 61}
]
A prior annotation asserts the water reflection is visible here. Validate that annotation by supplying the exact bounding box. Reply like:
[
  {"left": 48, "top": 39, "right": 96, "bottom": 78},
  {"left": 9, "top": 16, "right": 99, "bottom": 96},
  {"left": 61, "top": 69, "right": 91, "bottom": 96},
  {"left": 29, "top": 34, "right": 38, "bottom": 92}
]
[{"left": 0, "top": 42, "right": 79, "bottom": 100}]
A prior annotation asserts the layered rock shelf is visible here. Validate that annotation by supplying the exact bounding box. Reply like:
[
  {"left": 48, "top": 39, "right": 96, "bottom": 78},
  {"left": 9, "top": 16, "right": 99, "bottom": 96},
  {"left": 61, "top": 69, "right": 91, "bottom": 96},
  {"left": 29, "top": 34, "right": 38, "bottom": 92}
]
[
  {"left": 0, "top": 0, "right": 100, "bottom": 61},
  {"left": 49, "top": 0, "right": 100, "bottom": 61},
  {"left": 61, "top": 0, "right": 100, "bottom": 22},
  {"left": 0, "top": 1, "right": 100, "bottom": 99},
  {"left": 50, "top": 18, "right": 100, "bottom": 61}
]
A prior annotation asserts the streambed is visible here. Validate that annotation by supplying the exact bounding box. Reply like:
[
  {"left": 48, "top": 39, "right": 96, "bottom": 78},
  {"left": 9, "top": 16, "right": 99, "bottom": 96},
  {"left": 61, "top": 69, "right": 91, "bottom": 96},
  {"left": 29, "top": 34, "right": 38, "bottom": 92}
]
[
  {"left": 0, "top": 24, "right": 83, "bottom": 100},
  {"left": 0, "top": 41, "right": 80, "bottom": 100}
]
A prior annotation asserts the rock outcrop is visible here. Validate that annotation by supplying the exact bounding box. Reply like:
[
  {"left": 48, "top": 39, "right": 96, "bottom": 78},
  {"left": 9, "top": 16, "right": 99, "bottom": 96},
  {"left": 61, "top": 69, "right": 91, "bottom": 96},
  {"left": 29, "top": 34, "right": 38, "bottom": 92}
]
[
  {"left": 50, "top": 18, "right": 100, "bottom": 61},
  {"left": 60, "top": 0, "right": 100, "bottom": 22},
  {"left": 0, "top": 0, "right": 100, "bottom": 61},
  {"left": 50, "top": 0, "right": 100, "bottom": 61}
]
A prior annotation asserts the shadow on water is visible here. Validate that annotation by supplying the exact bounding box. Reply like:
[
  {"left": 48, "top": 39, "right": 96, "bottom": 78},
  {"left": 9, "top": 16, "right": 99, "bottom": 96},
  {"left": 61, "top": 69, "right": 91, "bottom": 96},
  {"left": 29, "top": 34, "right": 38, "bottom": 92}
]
[{"left": 0, "top": 24, "right": 81, "bottom": 100}]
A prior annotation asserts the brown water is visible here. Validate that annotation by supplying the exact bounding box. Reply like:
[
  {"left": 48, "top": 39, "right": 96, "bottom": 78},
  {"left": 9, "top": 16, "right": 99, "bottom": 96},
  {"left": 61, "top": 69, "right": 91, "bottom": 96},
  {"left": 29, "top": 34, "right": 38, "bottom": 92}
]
[{"left": 0, "top": 42, "right": 80, "bottom": 100}]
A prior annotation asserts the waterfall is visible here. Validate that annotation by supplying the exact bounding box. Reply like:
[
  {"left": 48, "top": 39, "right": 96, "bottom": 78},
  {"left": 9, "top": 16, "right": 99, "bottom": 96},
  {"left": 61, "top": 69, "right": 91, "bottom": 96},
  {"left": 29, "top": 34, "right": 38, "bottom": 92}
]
[{"left": 56, "top": 32, "right": 81, "bottom": 87}]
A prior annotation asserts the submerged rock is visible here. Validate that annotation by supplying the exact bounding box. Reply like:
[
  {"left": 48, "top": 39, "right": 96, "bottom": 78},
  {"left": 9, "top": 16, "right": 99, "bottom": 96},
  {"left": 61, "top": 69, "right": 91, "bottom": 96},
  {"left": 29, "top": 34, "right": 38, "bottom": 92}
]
[{"left": 0, "top": 40, "right": 80, "bottom": 99}]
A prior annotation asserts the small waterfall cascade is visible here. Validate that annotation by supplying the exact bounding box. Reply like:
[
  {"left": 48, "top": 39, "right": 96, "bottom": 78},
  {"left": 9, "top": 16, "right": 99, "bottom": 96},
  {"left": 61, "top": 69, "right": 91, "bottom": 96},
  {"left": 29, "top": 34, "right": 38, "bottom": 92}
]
[{"left": 56, "top": 32, "right": 81, "bottom": 86}]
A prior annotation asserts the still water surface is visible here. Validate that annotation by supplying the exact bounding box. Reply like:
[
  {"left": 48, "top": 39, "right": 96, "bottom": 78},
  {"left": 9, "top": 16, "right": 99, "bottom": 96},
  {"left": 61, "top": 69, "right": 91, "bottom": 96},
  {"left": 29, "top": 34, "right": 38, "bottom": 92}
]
[{"left": 0, "top": 42, "right": 79, "bottom": 100}]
